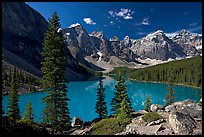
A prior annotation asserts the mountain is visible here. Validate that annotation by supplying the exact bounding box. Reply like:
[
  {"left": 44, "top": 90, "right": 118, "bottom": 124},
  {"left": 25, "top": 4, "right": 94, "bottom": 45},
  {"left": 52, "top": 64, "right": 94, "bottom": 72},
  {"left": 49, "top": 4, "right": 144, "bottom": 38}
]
[
  {"left": 62, "top": 25, "right": 140, "bottom": 71},
  {"left": 63, "top": 26, "right": 202, "bottom": 72},
  {"left": 130, "top": 30, "right": 186, "bottom": 60},
  {"left": 171, "top": 29, "right": 202, "bottom": 56},
  {"left": 2, "top": 2, "right": 48, "bottom": 75},
  {"left": 2, "top": 2, "right": 93, "bottom": 81},
  {"left": 3, "top": 2, "right": 202, "bottom": 75}
]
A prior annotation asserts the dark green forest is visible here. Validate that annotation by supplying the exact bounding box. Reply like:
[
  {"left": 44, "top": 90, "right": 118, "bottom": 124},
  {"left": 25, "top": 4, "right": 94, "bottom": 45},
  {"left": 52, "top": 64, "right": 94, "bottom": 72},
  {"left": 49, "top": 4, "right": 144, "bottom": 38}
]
[{"left": 110, "top": 56, "right": 202, "bottom": 87}]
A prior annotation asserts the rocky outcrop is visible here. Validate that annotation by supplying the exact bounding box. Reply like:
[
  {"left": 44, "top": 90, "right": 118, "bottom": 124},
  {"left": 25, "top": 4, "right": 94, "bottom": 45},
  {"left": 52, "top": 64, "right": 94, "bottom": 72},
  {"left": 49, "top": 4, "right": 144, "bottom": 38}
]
[
  {"left": 71, "top": 116, "right": 83, "bottom": 127},
  {"left": 168, "top": 111, "right": 196, "bottom": 135},
  {"left": 115, "top": 100, "right": 202, "bottom": 135},
  {"left": 150, "top": 104, "right": 164, "bottom": 112}
]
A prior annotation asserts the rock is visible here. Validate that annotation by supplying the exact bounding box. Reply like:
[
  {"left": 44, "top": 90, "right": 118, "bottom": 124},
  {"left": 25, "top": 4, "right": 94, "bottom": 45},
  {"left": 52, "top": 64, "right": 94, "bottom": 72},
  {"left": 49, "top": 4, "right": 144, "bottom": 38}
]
[
  {"left": 151, "top": 104, "right": 164, "bottom": 112},
  {"left": 70, "top": 129, "right": 84, "bottom": 135},
  {"left": 168, "top": 111, "right": 196, "bottom": 135},
  {"left": 71, "top": 116, "right": 83, "bottom": 127},
  {"left": 165, "top": 104, "right": 176, "bottom": 112},
  {"left": 147, "top": 119, "right": 164, "bottom": 126},
  {"left": 182, "top": 99, "right": 194, "bottom": 105},
  {"left": 130, "top": 110, "right": 146, "bottom": 118},
  {"left": 124, "top": 124, "right": 162, "bottom": 135}
]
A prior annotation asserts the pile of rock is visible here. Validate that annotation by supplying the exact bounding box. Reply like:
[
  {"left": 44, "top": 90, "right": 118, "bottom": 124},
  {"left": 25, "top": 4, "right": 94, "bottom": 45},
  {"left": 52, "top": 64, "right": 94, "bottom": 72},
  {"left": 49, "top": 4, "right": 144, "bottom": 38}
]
[{"left": 115, "top": 99, "right": 202, "bottom": 135}]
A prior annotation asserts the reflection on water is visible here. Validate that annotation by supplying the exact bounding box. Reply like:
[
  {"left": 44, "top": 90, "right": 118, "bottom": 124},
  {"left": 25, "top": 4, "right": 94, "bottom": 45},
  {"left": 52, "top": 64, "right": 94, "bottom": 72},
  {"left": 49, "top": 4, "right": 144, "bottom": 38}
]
[{"left": 2, "top": 76, "right": 201, "bottom": 122}]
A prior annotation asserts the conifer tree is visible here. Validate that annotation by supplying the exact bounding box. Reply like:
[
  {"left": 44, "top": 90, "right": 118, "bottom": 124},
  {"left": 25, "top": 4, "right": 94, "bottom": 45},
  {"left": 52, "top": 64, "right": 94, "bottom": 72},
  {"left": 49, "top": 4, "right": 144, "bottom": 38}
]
[
  {"left": 144, "top": 96, "right": 152, "bottom": 112},
  {"left": 41, "top": 12, "right": 70, "bottom": 132},
  {"left": 7, "top": 70, "right": 20, "bottom": 122},
  {"left": 110, "top": 68, "right": 134, "bottom": 117},
  {"left": 58, "top": 79, "right": 71, "bottom": 131},
  {"left": 23, "top": 101, "right": 34, "bottom": 122},
  {"left": 95, "top": 72, "right": 108, "bottom": 119},
  {"left": 165, "top": 63, "right": 175, "bottom": 106}
]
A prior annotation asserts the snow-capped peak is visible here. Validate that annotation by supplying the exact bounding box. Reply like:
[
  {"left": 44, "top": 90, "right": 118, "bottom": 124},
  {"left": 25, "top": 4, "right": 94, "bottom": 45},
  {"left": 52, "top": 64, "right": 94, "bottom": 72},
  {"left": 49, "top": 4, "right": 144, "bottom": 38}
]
[
  {"left": 145, "top": 30, "right": 165, "bottom": 40},
  {"left": 68, "top": 23, "right": 81, "bottom": 28},
  {"left": 124, "top": 36, "right": 130, "bottom": 40}
]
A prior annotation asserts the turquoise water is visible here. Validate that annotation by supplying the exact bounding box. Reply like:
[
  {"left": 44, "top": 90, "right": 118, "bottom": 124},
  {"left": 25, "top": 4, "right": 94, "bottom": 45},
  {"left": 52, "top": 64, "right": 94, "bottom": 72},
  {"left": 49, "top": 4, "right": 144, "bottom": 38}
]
[{"left": 2, "top": 77, "right": 201, "bottom": 122}]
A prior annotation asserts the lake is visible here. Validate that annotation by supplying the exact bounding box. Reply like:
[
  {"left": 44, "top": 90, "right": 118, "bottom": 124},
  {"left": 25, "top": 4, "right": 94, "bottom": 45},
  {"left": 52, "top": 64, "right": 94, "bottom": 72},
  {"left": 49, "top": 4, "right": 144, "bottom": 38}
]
[{"left": 2, "top": 76, "right": 201, "bottom": 122}]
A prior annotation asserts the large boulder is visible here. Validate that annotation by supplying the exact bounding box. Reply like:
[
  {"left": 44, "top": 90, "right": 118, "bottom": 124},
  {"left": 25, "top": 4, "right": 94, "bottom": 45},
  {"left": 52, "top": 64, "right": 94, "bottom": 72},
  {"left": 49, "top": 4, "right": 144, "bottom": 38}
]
[
  {"left": 150, "top": 104, "right": 164, "bottom": 112},
  {"left": 71, "top": 116, "right": 83, "bottom": 127},
  {"left": 168, "top": 111, "right": 196, "bottom": 135}
]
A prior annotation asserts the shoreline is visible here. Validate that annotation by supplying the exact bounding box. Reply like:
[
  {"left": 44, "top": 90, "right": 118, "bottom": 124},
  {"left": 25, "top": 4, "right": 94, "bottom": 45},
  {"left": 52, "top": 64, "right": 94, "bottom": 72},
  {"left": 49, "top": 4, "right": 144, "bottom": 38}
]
[{"left": 128, "top": 78, "right": 202, "bottom": 89}]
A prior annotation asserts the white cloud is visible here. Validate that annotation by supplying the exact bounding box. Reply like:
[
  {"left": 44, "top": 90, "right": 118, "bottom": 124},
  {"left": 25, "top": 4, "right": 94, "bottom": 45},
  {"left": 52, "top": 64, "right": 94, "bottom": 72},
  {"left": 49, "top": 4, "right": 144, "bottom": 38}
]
[
  {"left": 108, "top": 11, "right": 115, "bottom": 17},
  {"left": 108, "top": 8, "right": 134, "bottom": 20},
  {"left": 142, "top": 17, "right": 150, "bottom": 25},
  {"left": 83, "top": 18, "right": 96, "bottom": 25},
  {"left": 189, "top": 22, "right": 197, "bottom": 27},
  {"left": 110, "top": 21, "right": 114, "bottom": 25},
  {"left": 187, "top": 26, "right": 202, "bottom": 32},
  {"left": 69, "top": 23, "right": 81, "bottom": 28},
  {"left": 134, "top": 17, "right": 151, "bottom": 26},
  {"left": 124, "top": 16, "right": 133, "bottom": 20}
]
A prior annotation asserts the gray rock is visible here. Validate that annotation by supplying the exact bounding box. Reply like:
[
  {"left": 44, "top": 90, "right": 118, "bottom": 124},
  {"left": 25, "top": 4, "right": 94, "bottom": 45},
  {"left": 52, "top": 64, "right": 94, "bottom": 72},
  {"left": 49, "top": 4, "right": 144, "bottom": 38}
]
[
  {"left": 71, "top": 116, "right": 83, "bottom": 127},
  {"left": 151, "top": 104, "right": 164, "bottom": 112},
  {"left": 165, "top": 104, "right": 176, "bottom": 112},
  {"left": 124, "top": 124, "right": 162, "bottom": 135},
  {"left": 147, "top": 119, "right": 164, "bottom": 126},
  {"left": 168, "top": 111, "right": 196, "bottom": 135}
]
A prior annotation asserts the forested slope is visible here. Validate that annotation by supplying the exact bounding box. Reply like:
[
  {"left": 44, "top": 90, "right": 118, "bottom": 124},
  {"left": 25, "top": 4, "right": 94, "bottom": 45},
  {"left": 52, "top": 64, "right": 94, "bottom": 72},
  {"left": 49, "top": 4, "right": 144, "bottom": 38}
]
[{"left": 111, "top": 57, "right": 202, "bottom": 87}]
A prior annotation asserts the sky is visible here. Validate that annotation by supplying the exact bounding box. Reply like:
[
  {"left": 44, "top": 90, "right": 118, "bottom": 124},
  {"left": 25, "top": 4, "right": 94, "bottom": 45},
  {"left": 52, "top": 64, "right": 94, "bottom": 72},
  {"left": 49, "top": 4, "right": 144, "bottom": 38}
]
[{"left": 26, "top": 2, "right": 202, "bottom": 40}]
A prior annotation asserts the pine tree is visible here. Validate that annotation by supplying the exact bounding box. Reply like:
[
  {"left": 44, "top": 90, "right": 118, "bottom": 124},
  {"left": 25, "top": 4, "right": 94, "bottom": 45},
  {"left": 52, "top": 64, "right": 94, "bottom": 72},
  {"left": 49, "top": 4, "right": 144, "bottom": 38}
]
[
  {"left": 144, "top": 96, "right": 152, "bottom": 112},
  {"left": 7, "top": 70, "right": 20, "bottom": 122},
  {"left": 165, "top": 63, "right": 175, "bottom": 106},
  {"left": 23, "top": 101, "right": 34, "bottom": 122},
  {"left": 95, "top": 72, "right": 108, "bottom": 119},
  {"left": 41, "top": 12, "right": 69, "bottom": 132},
  {"left": 110, "top": 68, "right": 134, "bottom": 117},
  {"left": 58, "top": 79, "right": 71, "bottom": 131}
]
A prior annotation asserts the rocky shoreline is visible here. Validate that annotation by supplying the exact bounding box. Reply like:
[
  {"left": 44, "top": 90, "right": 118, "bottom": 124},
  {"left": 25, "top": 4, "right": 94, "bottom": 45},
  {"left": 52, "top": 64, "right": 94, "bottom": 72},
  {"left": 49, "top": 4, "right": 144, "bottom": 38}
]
[{"left": 65, "top": 99, "right": 202, "bottom": 135}]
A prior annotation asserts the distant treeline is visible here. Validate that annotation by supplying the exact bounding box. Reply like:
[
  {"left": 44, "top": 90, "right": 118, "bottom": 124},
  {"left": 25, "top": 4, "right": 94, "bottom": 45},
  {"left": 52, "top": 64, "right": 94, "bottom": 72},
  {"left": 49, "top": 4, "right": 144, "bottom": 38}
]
[
  {"left": 2, "top": 66, "right": 41, "bottom": 93},
  {"left": 110, "top": 56, "right": 202, "bottom": 87}
]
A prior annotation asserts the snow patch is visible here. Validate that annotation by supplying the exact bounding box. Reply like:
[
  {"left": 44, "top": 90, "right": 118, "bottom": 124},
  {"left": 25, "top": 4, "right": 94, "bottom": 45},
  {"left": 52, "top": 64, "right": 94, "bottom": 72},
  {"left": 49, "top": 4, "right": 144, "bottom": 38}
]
[
  {"left": 69, "top": 23, "right": 81, "bottom": 28},
  {"left": 97, "top": 51, "right": 103, "bottom": 61},
  {"left": 57, "top": 28, "right": 62, "bottom": 33},
  {"left": 195, "top": 45, "right": 202, "bottom": 50}
]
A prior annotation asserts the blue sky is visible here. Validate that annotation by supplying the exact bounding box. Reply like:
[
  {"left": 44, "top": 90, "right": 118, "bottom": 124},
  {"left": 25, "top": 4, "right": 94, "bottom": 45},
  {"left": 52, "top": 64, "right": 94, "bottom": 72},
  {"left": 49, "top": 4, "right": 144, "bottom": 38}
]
[{"left": 26, "top": 2, "right": 202, "bottom": 40}]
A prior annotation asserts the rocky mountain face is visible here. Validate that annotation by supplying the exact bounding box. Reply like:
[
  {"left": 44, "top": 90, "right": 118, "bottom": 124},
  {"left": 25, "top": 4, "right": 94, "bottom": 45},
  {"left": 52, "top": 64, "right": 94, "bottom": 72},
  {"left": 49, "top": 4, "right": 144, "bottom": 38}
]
[
  {"left": 2, "top": 2, "right": 48, "bottom": 70},
  {"left": 171, "top": 30, "right": 202, "bottom": 56},
  {"left": 63, "top": 25, "right": 202, "bottom": 71},
  {"left": 131, "top": 30, "right": 185, "bottom": 60},
  {"left": 2, "top": 2, "right": 92, "bottom": 81}
]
